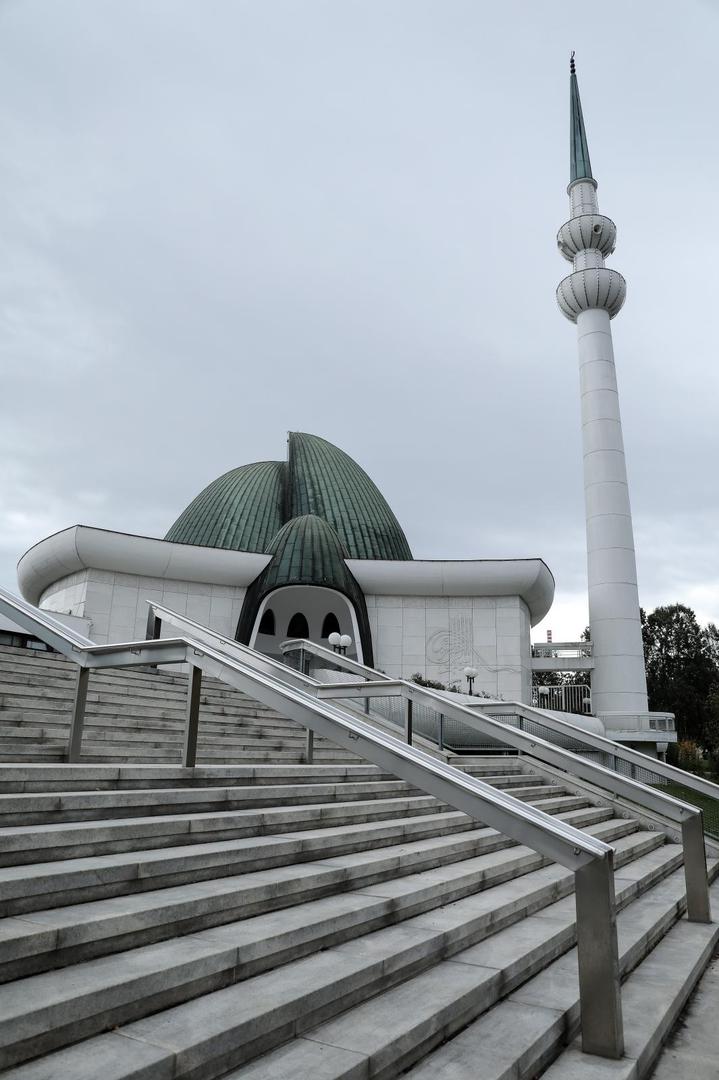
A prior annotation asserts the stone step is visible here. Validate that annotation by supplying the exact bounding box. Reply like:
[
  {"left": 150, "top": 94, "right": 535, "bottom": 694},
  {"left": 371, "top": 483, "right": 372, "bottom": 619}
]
[
  {"left": 0, "top": 804, "right": 614, "bottom": 917},
  {"left": 0, "top": 649, "right": 279, "bottom": 701},
  {"left": 0, "top": 772, "right": 550, "bottom": 826},
  {"left": 0, "top": 723, "right": 346, "bottom": 756},
  {"left": 0, "top": 669, "right": 284, "bottom": 708},
  {"left": 648, "top": 954, "right": 719, "bottom": 1079},
  {"left": 0, "top": 704, "right": 312, "bottom": 730},
  {"left": 0, "top": 694, "right": 292, "bottom": 721},
  {"left": 0, "top": 778, "right": 428, "bottom": 825},
  {"left": 0, "top": 790, "right": 592, "bottom": 867},
  {"left": 0, "top": 725, "right": 345, "bottom": 756},
  {"left": 401, "top": 869, "right": 719, "bottom": 1080},
  {"left": 0, "top": 762, "right": 391, "bottom": 794},
  {"left": 0, "top": 792, "right": 455, "bottom": 866},
  {"left": 237, "top": 849, "right": 694, "bottom": 1080},
  {"left": 0, "top": 812, "right": 639, "bottom": 982},
  {"left": 0, "top": 743, "right": 359, "bottom": 766},
  {"left": 0, "top": 837, "right": 678, "bottom": 1078},
  {"left": 0, "top": 667, "right": 279, "bottom": 706}
]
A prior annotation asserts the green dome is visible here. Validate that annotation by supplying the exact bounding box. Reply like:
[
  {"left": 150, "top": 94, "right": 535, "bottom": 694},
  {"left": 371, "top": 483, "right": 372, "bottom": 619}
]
[
  {"left": 235, "top": 514, "right": 374, "bottom": 663},
  {"left": 165, "top": 461, "right": 285, "bottom": 552},
  {"left": 248, "top": 514, "right": 352, "bottom": 592},
  {"left": 287, "top": 432, "right": 412, "bottom": 560},
  {"left": 165, "top": 432, "right": 412, "bottom": 561}
]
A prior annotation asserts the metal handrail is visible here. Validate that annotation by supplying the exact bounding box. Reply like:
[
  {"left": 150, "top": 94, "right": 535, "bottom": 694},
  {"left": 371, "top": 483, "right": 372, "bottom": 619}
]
[
  {"left": 479, "top": 701, "right": 719, "bottom": 804},
  {"left": 0, "top": 587, "right": 627, "bottom": 1057},
  {"left": 281, "top": 637, "right": 719, "bottom": 822},
  {"left": 280, "top": 638, "right": 712, "bottom": 929},
  {"left": 281, "top": 636, "right": 393, "bottom": 683}
]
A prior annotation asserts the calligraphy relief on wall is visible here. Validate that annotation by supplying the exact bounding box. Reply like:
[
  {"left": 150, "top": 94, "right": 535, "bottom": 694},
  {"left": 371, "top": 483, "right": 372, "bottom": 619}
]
[{"left": 426, "top": 609, "right": 521, "bottom": 695}]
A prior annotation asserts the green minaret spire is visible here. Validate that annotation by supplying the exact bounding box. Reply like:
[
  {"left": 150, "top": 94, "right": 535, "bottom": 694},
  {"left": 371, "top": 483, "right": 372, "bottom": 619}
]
[{"left": 569, "top": 52, "right": 593, "bottom": 184}]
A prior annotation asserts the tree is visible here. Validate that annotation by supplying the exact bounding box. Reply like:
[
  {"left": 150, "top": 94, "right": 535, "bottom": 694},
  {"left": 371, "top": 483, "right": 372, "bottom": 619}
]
[{"left": 641, "top": 605, "right": 718, "bottom": 747}]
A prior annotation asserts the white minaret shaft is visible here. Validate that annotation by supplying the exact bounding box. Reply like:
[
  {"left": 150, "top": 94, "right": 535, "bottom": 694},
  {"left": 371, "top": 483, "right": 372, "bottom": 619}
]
[{"left": 556, "top": 55, "right": 649, "bottom": 718}]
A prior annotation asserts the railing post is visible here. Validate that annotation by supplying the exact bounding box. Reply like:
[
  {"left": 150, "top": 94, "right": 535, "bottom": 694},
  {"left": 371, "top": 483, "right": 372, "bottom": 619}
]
[
  {"left": 681, "top": 812, "right": 711, "bottom": 923},
  {"left": 145, "top": 610, "right": 161, "bottom": 672},
  {"left": 146, "top": 609, "right": 162, "bottom": 641},
  {"left": 405, "top": 697, "right": 413, "bottom": 746},
  {"left": 437, "top": 713, "right": 444, "bottom": 751},
  {"left": 183, "top": 665, "right": 202, "bottom": 768},
  {"left": 574, "top": 852, "right": 624, "bottom": 1059},
  {"left": 67, "top": 666, "right": 89, "bottom": 763}
]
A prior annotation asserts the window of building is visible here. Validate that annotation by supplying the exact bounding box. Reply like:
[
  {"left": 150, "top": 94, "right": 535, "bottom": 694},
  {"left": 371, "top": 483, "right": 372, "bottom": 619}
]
[
  {"left": 258, "top": 609, "right": 276, "bottom": 636},
  {"left": 321, "top": 612, "right": 341, "bottom": 638},
  {"left": 287, "top": 612, "right": 310, "bottom": 638}
]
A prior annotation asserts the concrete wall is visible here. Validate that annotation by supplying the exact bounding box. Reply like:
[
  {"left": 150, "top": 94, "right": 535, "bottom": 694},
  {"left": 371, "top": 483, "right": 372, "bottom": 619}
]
[
  {"left": 40, "top": 570, "right": 247, "bottom": 645},
  {"left": 366, "top": 594, "right": 532, "bottom": 702}
]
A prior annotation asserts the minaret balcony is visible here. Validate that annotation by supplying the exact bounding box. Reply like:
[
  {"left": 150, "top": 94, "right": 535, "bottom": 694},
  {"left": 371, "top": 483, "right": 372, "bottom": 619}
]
[
  {"left": 557, "top": 214, "right": 616, "bottom": 261},
  {"left": 556, "top": 267, "right": 626, "bottom": 321}
]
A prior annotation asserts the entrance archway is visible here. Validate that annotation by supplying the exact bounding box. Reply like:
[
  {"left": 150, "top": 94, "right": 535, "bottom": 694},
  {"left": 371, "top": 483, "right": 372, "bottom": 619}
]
[{"left": 249, "top": 585, "right": 363, "bottom": 662}]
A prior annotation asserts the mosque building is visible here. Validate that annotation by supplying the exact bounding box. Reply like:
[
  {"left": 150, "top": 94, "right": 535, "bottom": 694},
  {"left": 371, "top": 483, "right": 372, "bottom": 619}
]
[
  {"left": 12, "top": 61, "right": 674, "bottom": 754},
  {"left": 17, "top": 430, "right": 553, "bottom": 705}
]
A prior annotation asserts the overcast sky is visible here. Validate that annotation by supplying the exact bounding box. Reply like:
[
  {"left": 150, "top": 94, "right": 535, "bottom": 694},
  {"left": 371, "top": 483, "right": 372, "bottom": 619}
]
[{"left": 0, "top": 0, "right": 717, "bottom": 640}]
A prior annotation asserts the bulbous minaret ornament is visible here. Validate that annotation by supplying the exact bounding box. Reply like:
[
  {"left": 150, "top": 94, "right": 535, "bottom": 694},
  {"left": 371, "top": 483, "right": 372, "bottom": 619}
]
[{"left": 556, "top": 54, "right": 649, "bottom": 720}]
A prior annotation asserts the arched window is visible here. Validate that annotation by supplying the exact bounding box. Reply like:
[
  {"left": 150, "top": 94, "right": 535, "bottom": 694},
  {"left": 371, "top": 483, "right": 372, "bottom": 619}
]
[
  {"left": 258, "top": 609, "right": 275, "bottom": 636},
  {"left": 287, "top": 612, "right": 310, "bottom": 638},
  {"left": 321, "top": 612, "right": 341, "bottom": 638}
]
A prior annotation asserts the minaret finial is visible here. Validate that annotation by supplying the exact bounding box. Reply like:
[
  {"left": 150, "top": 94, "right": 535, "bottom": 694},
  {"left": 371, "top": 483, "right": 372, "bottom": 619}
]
[{"left": 570, "top": 53, "right": 593, "bottom": 184}]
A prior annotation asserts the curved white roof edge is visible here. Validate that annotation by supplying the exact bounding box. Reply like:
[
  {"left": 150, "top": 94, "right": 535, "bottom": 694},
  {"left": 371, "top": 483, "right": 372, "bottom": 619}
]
[
  {"left": 18, "top": 526, "right": 555, "bottom": 626},
  {"left": 18, "top": 526, "right": 271, "bottom": 605},
  {"left": 347, "top": 558, "right": 555, "bottom": 625}
]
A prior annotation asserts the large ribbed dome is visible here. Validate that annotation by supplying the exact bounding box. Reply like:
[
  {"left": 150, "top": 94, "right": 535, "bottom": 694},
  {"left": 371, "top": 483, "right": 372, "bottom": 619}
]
[
  {"left": 287, "top": 433, "right": 412, "bottom": 560},
  {"left": 165, "top": 433, "right": 412, "bottom": 560},
  {"left": 165, "top": 461, "right": 285, "bottom": 552}
]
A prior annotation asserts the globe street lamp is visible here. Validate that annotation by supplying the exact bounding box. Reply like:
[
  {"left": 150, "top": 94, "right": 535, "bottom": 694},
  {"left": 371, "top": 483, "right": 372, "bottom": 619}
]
[
  {"left": 339, "top": 634, "right": 352, "bottom": 656},
  {"left": 328, "top": 632, "right": 341, "bottom": 653},
  {"left": 464, "top": 666, "right": 478, "bottom": 696}
]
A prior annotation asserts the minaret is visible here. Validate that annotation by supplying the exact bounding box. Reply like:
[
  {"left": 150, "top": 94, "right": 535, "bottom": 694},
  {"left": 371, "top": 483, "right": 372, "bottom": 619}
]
[{"left": 556, "top": 54, "right": 649, "bottom": 721}]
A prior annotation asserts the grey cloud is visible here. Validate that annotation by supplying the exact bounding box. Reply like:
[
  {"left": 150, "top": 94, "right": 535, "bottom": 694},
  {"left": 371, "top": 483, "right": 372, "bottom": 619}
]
[{"left": 0, "top": 0, "right": 716, "bottom": 640}]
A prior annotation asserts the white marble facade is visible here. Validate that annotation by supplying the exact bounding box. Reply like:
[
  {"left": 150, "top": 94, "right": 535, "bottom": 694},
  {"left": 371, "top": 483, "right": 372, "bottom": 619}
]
[
  {"left": 365, "top": 594, "right": 532, "bottom": 701},
  {"left": 40, "top": 569, "right": 247, "bottom": 646},
  {"left": 39, "top": 571, "right": 532, "bottom": 702}
]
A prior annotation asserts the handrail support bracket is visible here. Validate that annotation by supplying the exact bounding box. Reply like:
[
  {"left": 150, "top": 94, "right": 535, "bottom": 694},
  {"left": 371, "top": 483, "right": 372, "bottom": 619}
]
[
  {"left": 574, "top": 852, "right": 624, "bottom": 1059},
  {"left": 183, "top": 665, "right": 203, "bottom": 768}
]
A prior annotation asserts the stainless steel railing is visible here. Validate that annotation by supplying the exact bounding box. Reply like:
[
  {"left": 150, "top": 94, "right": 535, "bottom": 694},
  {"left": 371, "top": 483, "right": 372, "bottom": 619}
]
[
  {"left": 282, "top": 636, "right": 719, "bottom": 831},
  {"left": 0, "top": 588, "right": 632, "bottom": 1056},
  {"left": 280, "top": 637, "right": 713, "bottom": 924}
]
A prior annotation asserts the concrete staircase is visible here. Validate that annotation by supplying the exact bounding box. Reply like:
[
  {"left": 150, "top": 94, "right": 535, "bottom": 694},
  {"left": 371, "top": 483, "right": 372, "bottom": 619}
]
[
  {"left": 0, "top": 644, "right": 355, "bottom": 764},
  {"left": 0, "top": 755, "right": 716, "bottom": 1079}
]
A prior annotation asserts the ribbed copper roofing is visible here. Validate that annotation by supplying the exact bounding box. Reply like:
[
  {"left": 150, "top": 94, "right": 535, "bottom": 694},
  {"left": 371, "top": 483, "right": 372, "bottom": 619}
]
[
  {"left": 165, "top": 433, "right": 412, "bottom": 562},
  {"left": 165, "top": 461, "right": 285, "bottom": 553},
  {"left": 287, "top": 433, "right": 412, "bottom": 561}
]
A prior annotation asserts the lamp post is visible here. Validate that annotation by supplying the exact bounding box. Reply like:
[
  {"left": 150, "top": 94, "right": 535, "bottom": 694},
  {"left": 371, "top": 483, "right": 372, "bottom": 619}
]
[
  {"left": 329, "top": 633, "right": 352, "bottom": 656},
  {"left": 464, "top": 666, "right": 478, "bottom": 696}
]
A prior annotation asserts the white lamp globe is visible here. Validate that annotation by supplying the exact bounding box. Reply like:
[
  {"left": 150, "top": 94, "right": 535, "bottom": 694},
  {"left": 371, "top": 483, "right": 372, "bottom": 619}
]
[
  {"left": 328, "top": 632, "right": 341, "bottom": 647},
  {"left": 463, "top": 666, "right": 478, "bottom": 679},
  {"left": 339, "top": 634, "right": 352, "bottom": 649}
]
